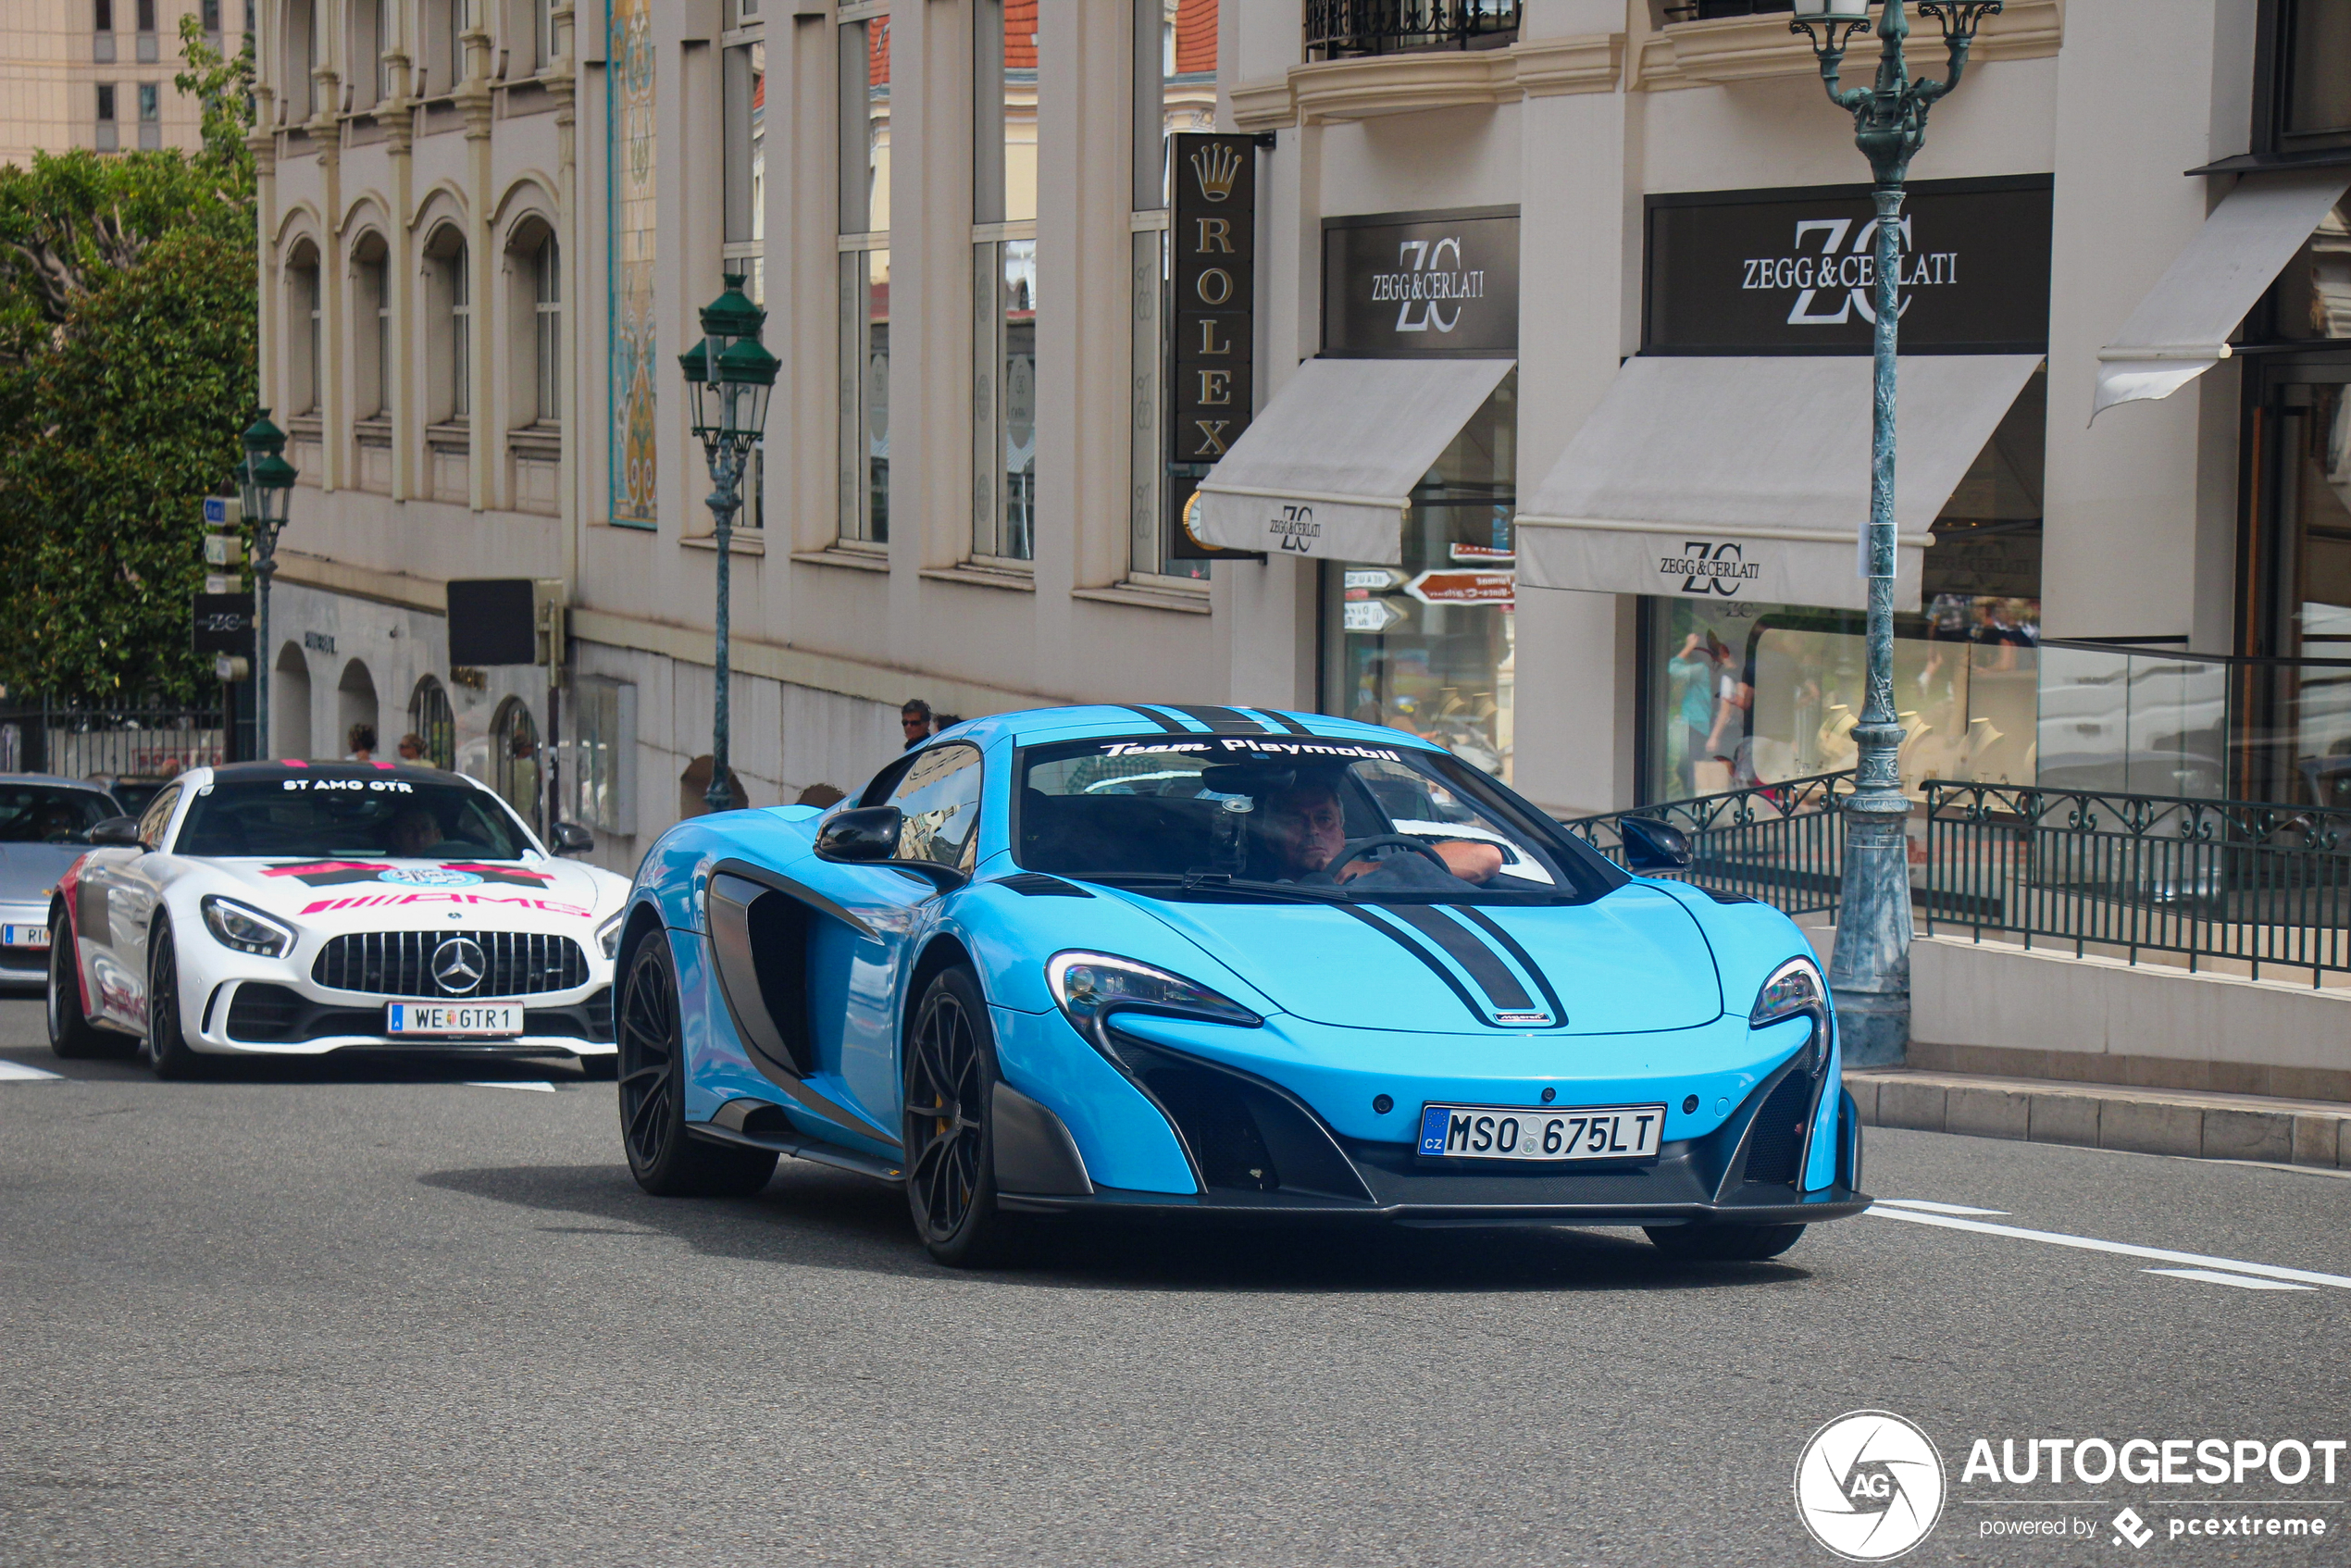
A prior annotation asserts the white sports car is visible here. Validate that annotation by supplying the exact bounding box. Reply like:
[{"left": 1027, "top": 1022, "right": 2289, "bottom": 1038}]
[{"left": 44, "top": 761, "right": 630, "bottom": 1076}]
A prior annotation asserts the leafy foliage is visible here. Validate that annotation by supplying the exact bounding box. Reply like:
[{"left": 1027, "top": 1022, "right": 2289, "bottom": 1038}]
[{"left": 0, "top": 20, "right": 256, "bottom": 703}]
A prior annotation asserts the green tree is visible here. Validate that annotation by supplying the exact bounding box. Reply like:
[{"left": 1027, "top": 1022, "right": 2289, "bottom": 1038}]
[{"left": 0, "top": 19, "right": 256, "bottom": 703}]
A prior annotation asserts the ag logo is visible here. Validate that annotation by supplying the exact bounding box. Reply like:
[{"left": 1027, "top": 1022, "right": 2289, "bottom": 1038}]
[
  {"left": 1794, "top": 1411, "right": 1946, "bottom": 1562},
  {"left": 378, "top": 866, "right": 482, "bottom": 888}
]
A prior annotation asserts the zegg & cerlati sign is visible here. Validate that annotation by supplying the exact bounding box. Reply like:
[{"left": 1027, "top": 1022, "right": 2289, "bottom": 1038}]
[{"left": 1322, "top": 205, "right": 1518, "bottom": 356}]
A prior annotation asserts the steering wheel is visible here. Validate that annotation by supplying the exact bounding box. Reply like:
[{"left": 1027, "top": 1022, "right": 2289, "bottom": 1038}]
[{"left": 1337, "top": 834, "right": 1457, "bottom": 874}]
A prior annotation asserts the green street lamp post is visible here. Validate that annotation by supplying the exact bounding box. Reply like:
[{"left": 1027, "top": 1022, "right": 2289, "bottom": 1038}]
[
  {"left": 679, "top": 274, "right": 779, "bottom": 815},
  {"left": 234, "top": 411, "right": 298, "bottom": 760},
  {"left": 1787, "top": 0, "right": 2000, "bottom": 1065}
]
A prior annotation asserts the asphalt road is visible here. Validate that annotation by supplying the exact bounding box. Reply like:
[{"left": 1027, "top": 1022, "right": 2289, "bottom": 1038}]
[{"left": 4, "top": 999, "right": 2347, "bottom": 1568}]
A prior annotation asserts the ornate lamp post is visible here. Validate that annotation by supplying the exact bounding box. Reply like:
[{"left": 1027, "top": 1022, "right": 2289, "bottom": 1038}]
[
  {"left": 234, "top": 411, "right": 298, "bottom": 759},
  {"left": 1786, "top": 0, "right": 1999, "bottom": 1064},
  {"left": 678, "top": 274, "right": 778, "bottom": 815}
]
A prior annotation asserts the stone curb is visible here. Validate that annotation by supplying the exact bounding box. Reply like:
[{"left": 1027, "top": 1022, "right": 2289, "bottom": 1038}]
[{"left": 1847, "top": 1070, "right": 2351, "bottom": 1168}]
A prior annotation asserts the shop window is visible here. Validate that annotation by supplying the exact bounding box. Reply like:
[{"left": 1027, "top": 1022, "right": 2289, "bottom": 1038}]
[
  {"left": 1637, "top": 370, "right": 2047, "bottom": 803},
  {"left": 2259, "top": 0, "right": 2351, "bottom": 155},
  {"left": 972, "top": 0, "right": 1039, "bottom": 565},
  {"left": 839, "top": 4, "right": 890, "bottom": 546},
  {"left": 571, "top": 677, "right": 637, "bottom": 832},
  {"left": 1323, "top": 372, "right": 1519, "bottom": 783}
]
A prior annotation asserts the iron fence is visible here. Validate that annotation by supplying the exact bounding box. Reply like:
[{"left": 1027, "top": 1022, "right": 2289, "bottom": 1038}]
[
  {"left": 0, "top": 702, "right": 227, "bottom": 784},
  {"left": 1922, "top": 780, "right": 2351, "bottom": 986},
  {"left": 1559, "top": 771, "right": 1853, "bottom": 916},
  {"left": 1304, "top": 0, "right": 1522, "bottom": 59}
]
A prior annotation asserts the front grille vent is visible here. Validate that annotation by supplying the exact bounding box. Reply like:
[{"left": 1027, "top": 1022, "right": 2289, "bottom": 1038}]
[
  {"left": 312, "top": 930, "right": 590, "bottom": 998},
  {"left": 1741, "top": 1071, "right": 1815, "bottom": 1187}
]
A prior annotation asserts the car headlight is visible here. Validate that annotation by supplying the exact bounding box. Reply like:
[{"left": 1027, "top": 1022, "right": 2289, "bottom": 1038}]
[
  {"left": 596, "top": 913, "right": 623, "bottom": 961},
  {"left": 1045, "top": 952, "right": 1261, "bottom": 1047},
  {"left": 201, "top": 895, "right": 294, "bottom": 958},
  {"left": 1750, "top": 955, "right": 1825, "bottom": 1027}
]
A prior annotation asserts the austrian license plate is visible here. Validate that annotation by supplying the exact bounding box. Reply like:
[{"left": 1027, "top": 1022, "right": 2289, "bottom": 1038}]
[
  {"left": 1418, "top": 1101, "right": 1668, "bottom": 1164},
  {"left": 387, "top": 1002, "right": 522, "bottom": 1037},
  {"left": 0, "top": 924, "right": 50, "bottom": 949}
]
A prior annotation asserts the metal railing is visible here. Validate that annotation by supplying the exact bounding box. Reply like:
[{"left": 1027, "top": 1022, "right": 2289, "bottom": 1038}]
[
  {"left": 1304, "top": 0, "right": 1522, "bottom": 60},
  {"left": 1560, "top": 770, "right": 1853, "bottom": 915},
  {"left": 1921, "top": 781, "right": 2351, "bottom": 986},
  {"left": 0, "top": 702, "right": 228, "bottom": 782}
]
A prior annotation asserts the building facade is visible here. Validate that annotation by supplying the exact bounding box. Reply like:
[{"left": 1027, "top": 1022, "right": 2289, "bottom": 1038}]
[
  {"left": 252, "top": 0, "right": 2347, "bottom": 883},
  {"left": 3, "top": 0, "right": 232, "bottom": 168}
]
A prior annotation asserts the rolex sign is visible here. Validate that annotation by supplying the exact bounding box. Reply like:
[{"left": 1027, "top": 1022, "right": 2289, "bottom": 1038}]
[{"left": 1169, "top": 132, "right": 1257, "bottom": 469}]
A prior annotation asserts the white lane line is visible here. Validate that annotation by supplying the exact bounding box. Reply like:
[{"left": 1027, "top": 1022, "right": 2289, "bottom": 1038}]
[
  {"left": 0, "top": 1061, "right": 63, "bottom": 1081},
  {"left": 2144, "top": 1267, "right": 2315, "bottom": 1292},
  {"left": 466, "top": 1080, "right": 556, "bottom": 1093},
  {"left": 1866, "top": 1204, "right": 2351, "bottom": 1290},
  {"left": 1875, "top": 1198, "right": 2009, "bottom": 1215}
]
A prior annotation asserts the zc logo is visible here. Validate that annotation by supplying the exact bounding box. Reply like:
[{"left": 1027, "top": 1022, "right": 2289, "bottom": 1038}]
[
  {"left": 1368, "top": 238, "right": 1486, "bottom": 334},
  {"left": 1270, "top": 504, "right": 1319, "bottom": 554},
  {"left": 1661, "top": 541, "right": 1760, "bottom": 596},
  {"left": 1740, "top": 217, "right": 1959, "bottom": 327}
]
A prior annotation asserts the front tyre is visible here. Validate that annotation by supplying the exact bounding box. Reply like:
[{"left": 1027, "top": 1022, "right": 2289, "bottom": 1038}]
[
  {"left": 616, "top": 930, "right": 776, "bottom": 1198},
  {"left": 46, "top": 914, "right": 125, "bottom": 1060},
  {"left": 143, "top": 926, "right": 205, "bottom": 1079},
  {"left": 1643, "top": 1222, "right": 1806, "bottom": 1262},
  {"left": 902, "top": 966, "right": 1026, "bottom": 1269}
]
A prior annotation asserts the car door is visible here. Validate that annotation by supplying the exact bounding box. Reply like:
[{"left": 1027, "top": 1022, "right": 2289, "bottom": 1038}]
[
  {"left": 75, "top": 783, "right": 179, "bottom": 1027},
  {"left": 705, "top": 744, "right": 983, "bottom": 1139},
  {"left": 110, "top": 783, "right": 182, "bottom": 1015}
]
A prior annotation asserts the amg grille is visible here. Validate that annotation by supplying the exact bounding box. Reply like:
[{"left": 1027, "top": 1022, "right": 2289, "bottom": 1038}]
[
  {"left": 1742, "top": 1071, "right": 1815, "bottom": 1187},
  {"left": 311, "top": 930, "right": 590, "bottom": 998}
]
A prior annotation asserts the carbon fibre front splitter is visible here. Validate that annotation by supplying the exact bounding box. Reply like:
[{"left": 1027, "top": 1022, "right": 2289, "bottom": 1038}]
[{"left": 997, "top": 1179, "right": 1872, "bottom": 1227}]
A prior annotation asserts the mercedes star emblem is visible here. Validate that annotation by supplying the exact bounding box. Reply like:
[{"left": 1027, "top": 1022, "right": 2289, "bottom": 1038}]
[{"left": 432, "top": 937, "right": 487, "bottom": 995}]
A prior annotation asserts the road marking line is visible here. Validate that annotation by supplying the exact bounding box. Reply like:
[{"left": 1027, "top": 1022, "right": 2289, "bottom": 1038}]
[
  {"left": 1875, "top": 1198, "right": 2009, "bottom": 1215},
  {"left": 1866, "top": 1204, "right": 2351, "bottom": 1290},
  {"left": 2144, "top": 1267, "right": 2314, "bottom": 1292},
  {"left": 0, "top": 1061, "right": 63, "bottom": 1081},
  {"left": 466, "top": 1080, "right": 556, "bottom": 1092}
]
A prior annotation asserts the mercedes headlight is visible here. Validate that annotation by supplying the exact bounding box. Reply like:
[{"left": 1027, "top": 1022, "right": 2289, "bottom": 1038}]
[
  {"left": 596, "top": 913, "right": 623, "bottom": 961},
  {"left": 1750, "top": 956, "right": 1825, "bottom": 1027},
  {"left": 201, "top": 895, "right": 294, "bottom": 958},
  {"left": 1045, "top": 952, "right": 1261, "bottom": 1047}
]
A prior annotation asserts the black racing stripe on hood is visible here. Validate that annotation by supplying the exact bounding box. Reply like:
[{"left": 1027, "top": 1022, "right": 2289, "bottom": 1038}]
[
  {"left": 1116, "top": 704, "right": 1191, "bottom": 733},
  {"left": 1163, "top": 703, "right": 1268, "bottom": 734},
  {"left": 1449, "top": 903, "right": 1565, "bottom": 1025},
  {"left": 1247, "top": 708, "right": 1315, "bottom": 736},
  {"left": 1381, "top": 903, "right": 1536, "bottom": 1013},
  {"left": 1330, "top": 902, "right": 1489, "bottom": 1026}
]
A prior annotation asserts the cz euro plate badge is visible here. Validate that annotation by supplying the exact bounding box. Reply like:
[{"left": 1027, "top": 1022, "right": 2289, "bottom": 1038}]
[
  {"left": 387, "top": 1002, "right": 522, "bottom": 1038},
  {"left": 1418, "top": 1101, "right": 1666, "bottom": 1164}
]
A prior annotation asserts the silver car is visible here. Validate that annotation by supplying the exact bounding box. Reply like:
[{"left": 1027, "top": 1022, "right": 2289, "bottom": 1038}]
[{"left": 0, "top": 777, "right": 126, "bottom": 987}]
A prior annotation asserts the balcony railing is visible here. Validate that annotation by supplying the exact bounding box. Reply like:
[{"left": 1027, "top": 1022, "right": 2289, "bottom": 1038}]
[
  {"left": 1560, "top": 770, "right": 1853, "bottom": 916},
  {"left": 1304, "top": 0, "right": 1523, "bottom": 61}
]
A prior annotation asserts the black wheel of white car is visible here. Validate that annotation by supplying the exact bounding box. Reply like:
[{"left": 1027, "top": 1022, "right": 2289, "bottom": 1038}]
[
  {"left": 46, "top": 913, "right": 123, "bottom": 1060},
  {"left": 902, "top": 966, "right": 1026, "bottom": 1269},
  {"left": 616, "top": 931, "right": 775, "bottom": 1198},
  {"left": 143, "top": 926, "right": 205, "bottom": 1079},
  {"left": 1643, "top": 1222, "right": 1806, "bottom": 1262}
]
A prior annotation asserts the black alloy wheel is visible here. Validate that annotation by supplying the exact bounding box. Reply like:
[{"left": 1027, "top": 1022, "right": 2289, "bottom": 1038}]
[
  {"left": 143, "top": 926, "right": 205, "bottom": 1079},
  {"left": 1643, "top": 1222, "right": 1807, "bottom": 1262},
  {"left": 616, "top": 930, "right": 775, "bottom": 1198},
  {"left": 902, "top": 966, "right": 1025, "bottom": 1268},
  {"left": 45, "top": 913, "right": 125, "bottom": 1060}
]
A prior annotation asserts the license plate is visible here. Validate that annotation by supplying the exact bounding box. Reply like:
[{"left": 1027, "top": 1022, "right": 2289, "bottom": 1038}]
[
  {"left": 1417, "top": 1101, "right": 1668, "bottom": 1163},
  {"left": 1, "top": 924, "right": 50, "bottom": 949},
  {"left": 387, "top": 1002, "right": 522, "bottom": 1037}
]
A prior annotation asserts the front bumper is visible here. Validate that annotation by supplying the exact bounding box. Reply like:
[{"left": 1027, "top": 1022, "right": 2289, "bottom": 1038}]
[
  {"left": 191, "top": 977, "right": 616, "bottom": 1057},
  {"left": 0, "top": 900, "right": 52, "bottom": 984},
  {"left": 999, "top": 1175, "right": 1871, "bottom": 1226}
]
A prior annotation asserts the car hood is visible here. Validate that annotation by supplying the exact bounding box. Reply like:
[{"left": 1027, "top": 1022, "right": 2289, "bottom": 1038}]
[
  {"left": 1120, "top": 883, "right": 1723, "bottom": 1034},
  {"left": 192, "top": 856, "right": 624, "bottom": 933},
  {"left": 0, "top": 841, "right": 91, "bottom": 902}
]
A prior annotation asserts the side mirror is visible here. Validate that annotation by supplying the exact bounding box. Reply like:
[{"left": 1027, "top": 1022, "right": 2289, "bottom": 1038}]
[
  {"left": 549, "top": 821, "right": 594, "bottom": 855},
  {"left": 816, "top": 804, "right": 903, "bottom": 863},
  {"left": 89, "top": 816, "right": 143, "bottom": 850},
  {"left": 1618, "top": 815, "right": 1692, "bottom": 873}
]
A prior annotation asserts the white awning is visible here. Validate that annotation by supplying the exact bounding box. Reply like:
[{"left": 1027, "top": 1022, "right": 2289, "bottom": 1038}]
[
  {"left": 1188, "top": 356, "right": 1515, "bottom": 563},
  {"left": 2092, "top": 169, "right": 2349, "bottom": 420},
  {"left": 1515, "top": 354, "right": 2043, "bottom": 614}
]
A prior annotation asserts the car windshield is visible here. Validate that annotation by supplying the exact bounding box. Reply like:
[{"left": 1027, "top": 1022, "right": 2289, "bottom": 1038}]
[
  {"left": 1014, "top": 736, "right": 1623, "bottom": 903},
  {"left": 176, "top": 778, "right": 538, "bottom": 861},
  {"left": 0, "top": 785, "right": 118, "bottom": 845}
]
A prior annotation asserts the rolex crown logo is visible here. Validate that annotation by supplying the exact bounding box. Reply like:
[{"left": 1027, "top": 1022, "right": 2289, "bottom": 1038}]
[{"left": 1189, "top": 142, "right": 1241, "bottom": 203}]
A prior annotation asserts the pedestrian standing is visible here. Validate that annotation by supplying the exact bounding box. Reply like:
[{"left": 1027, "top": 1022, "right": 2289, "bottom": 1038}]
[{"left": 346, "top": 724, "right": 377, "bottom": 763}]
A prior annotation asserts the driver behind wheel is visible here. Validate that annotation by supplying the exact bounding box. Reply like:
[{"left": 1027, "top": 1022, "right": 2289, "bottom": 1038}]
[{"left": 1254, "top": 776, "right": 1504, "bottom": 889}]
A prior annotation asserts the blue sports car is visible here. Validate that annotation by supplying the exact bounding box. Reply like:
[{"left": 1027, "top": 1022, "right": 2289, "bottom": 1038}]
[{"left": 615, "top": 704, "right": 1868, "bottom": 1266}]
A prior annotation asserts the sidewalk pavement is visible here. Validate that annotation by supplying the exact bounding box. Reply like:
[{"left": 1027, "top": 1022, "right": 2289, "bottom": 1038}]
[{"left": 1847, "top": 1068, "right": 2351, "bottom": 1169}]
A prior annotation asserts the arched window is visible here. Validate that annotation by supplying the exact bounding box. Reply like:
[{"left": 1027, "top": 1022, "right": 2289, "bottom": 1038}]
[
  {"left": 504, "top": 218, "right": 560, "bottom": 429},
  {"left": 533, "top": 232, "right": 560, "bottom": 427},
  {"left": 336, "top": 659, "right": 379, "bottom": 758},
  {"left": 491, "top": 696, "right": 541, "bottom": 836},
  {"left": 272, "top": 641, "right": 312, "bottom": 759},
  {"left": 423, "top": 224, "right": 469, "bottom": 424},
  {"left": 352, "top": 230, "right": 389, "bottom": 418},
  {"left": 407, "top": 676, "right": 455, "bottom": 767},
  {"left": 286, "top": 241, "right": 321, "bottom": 414}
]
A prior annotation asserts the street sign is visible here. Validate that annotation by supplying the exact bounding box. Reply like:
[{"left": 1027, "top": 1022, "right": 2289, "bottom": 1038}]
[
  {"left": 1449, "top": 542, "right": 1513, "bottom": 564},
  {"left": 1405, "top": 568, "right": 1516, "bottom": 606},
  {"left": 192, "top": 592, "right": 255, "bottom": 657},
  {"left": 1342, "top": 566, "right": 1406, "bottom": 592},
  {"left": 202, "top": 495, "right": 242, "bottom": 529},
  {"left": 1342, "top": 598, "right": 1410, "bottom": 634},
  {"left": 203, "top": 533, "right": 244, "bottom": 567}
]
